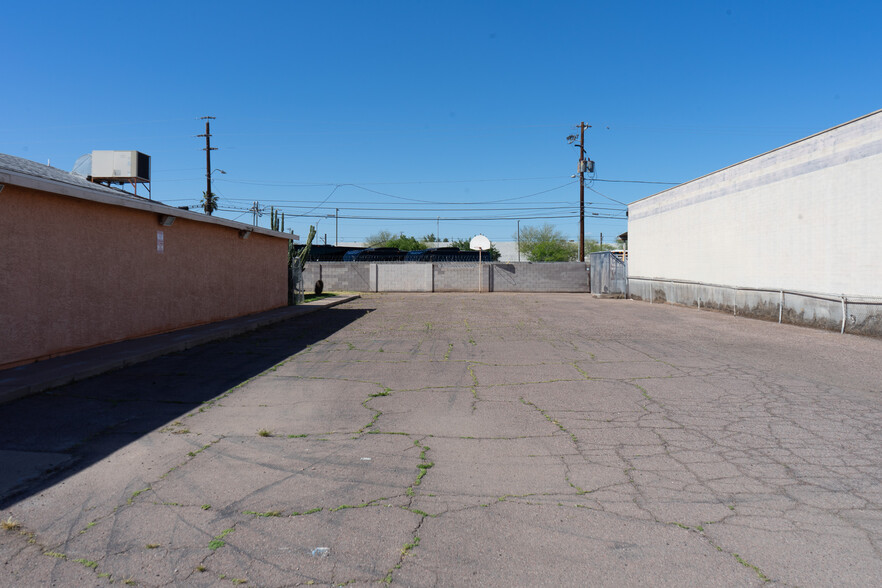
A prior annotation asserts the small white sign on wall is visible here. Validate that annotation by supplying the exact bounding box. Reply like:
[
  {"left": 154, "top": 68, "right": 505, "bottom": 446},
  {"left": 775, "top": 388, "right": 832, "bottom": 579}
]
[{"left": 157, "top": 230, "right": 164, "bottom": 253}]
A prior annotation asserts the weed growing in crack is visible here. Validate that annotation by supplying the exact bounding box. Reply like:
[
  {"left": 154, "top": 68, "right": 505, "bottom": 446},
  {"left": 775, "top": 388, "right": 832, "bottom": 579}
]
[
  {"left": 467, "top": 364, "right": 479, "bottom": 388},
  {"left": 401, "top": 536, "right": 421, "bottom": 555},
  {"left": 521, "top": 397, "right": 580, "bottom": 446},
  {"left": 358, "top": 400, "right": 382, "bottom": 433},
  {"left": 187, "top": 444, "right": 212, "bottom": 458},
  {"left": 79, "top": 521, "right": 97, "bottom": 534},
  {"left": 128, "top": 487, "right": 150, "bottom": 505},
  {"left": 208, "top": 528, "right": 235, "bottom": 550},
  {"left": 563, "top": 465, "right": 587, "bottom": 495},
  {"left": 2, "top": 516, "right": 21, "bottom": 531},
  {"left": 243, "top": 510, "right": 281, "bottom": 517},
  {"left": 734, "top": 553, "right": 770, "bottom": 582},
  {"left": 331, "top": 498, "right": 387, "bottom": 512},
  {"left": 416, "top": 462, "right": 434, "bottom": 484},
  {"left": 384, "top": 536, "right": 422, "bottom": 583},
  {"left": 201, "top": 504, "right": 211, "bottom": 510},
  {"left": 257, "top": 429, "right": 273, "bottom": 437},
  {"left": 411, "top": 440, "right": 434, "bottom": 487},
  {"left": 146, "top": 543, "right": 160, "bottom": 549},
  {"left": 290, "top": 507, "right": 322, "bottom": 516},
  {"left": 572, "top": 363, "right": 591, "bottom": 379}
]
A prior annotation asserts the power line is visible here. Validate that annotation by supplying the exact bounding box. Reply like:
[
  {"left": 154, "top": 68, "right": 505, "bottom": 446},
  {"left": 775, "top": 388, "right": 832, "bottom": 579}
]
[
  {"left": 213, "top": 175, "right": 678, "bottom": 187},
  {"left": 274, "top": 204, "right": 624, "bottom": 213},
  {"left": 165, "top": 197, "right": 627, "bottom": 208},
  {"left": 205, "top": 201, "right": 624, "bottom": 214},
  {"left": 347, "top": 181, "right": 577, "bottom": 205},
  {"left": 592, "top": 178, "right": 679, "bottom": 185},
  {"left": 212, "top": 210, "right": 625, "bottom": 222},
  {"left": 297, "top": 184, "right": 341, "bottom": 217},
  {"left": 218, "top": 175, "right": 568, "bottom": 187},
  {"left": 585, "top": 184, "right": 629, "bottom": 207}
]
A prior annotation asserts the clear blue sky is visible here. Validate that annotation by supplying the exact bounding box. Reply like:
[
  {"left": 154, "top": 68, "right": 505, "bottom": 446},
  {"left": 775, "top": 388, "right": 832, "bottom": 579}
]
[{"left": 4, "top": 1, "right": 880, "bottom": 245}]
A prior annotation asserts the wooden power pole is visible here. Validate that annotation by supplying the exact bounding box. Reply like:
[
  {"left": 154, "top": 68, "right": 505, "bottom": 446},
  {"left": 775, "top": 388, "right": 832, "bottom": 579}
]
[
  {"left": 198, "top": 116, "right": 217, "bottom": 213},
  {"left": 577, "top": 121, "right": 591, "bottom": 262}
]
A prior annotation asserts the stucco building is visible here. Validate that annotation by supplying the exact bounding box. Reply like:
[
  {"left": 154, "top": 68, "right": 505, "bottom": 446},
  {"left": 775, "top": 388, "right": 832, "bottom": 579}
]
[
  {"left": 0, "top": 154, "right": 296, "bottom": 370},
  {"left": 627, "top": 110, "right": 882, "bottom": 335}
]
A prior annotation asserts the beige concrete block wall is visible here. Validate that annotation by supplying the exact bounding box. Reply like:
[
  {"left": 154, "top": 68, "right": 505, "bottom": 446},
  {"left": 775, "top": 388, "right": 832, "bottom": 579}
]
[{"left": 1, "top": 185, "right": 288, "bottom": 369}]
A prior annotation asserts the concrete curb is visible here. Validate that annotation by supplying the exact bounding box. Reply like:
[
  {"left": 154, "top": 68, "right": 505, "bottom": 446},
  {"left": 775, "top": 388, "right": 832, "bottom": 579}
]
[{"left": 0, "top": 295, "right": 360, "bottom": 405}]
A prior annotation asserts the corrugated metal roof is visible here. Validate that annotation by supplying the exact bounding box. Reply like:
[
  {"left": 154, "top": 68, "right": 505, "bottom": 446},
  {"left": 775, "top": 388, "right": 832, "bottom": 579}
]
[{"left": 0, "top": 152, "right": 146, "bottom": 201}]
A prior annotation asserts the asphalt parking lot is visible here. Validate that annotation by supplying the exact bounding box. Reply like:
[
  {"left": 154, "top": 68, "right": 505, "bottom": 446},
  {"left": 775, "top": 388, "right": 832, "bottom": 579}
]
[{"left": 3, "top": 293, "right": 882, "bottom": 586}]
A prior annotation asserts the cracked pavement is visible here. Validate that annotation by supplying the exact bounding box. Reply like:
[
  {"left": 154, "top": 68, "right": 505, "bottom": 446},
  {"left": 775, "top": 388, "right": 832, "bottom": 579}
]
[{"left": 3, "top": 292, "right": 882, "bottom": 586}]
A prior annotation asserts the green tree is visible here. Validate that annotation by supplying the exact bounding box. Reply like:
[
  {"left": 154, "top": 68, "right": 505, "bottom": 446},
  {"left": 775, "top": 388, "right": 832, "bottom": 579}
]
[
  {"left": 386, "top": 233, "right": 428, "bottom": 251},
  {"left": 365, "top": 231, "right": 427, "bottom": 251},
  {"left": 516, "top": 223, "right": 577, "bottom": 262},
  {"left": 584, "top": 238, "right": 616, "bottom": 254},
  {"left": 365, "top": 230, "right": 393, "bottom": 247},
  {"left": 201, "top": 191, "right": 218, "bottom": 215},
  {"left": 449, "top": 237, "right": 469, "bottom": 250}
]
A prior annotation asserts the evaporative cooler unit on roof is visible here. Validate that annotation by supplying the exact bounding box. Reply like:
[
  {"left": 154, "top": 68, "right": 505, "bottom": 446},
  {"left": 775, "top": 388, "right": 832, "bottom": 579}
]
[{"left": 90, "top": 150, "right": 152, "bottom": 198}]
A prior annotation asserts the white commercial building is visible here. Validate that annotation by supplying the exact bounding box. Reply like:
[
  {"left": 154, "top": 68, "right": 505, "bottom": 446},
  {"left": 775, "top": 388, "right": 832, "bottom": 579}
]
[{"left": 627, "top": 110, "right": 882, "bottom": 335}]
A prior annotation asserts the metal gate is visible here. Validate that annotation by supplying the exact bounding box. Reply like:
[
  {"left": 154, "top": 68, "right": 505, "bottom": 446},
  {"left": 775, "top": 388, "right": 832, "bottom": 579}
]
[{"left": 589, "top": 252, "right": 628, "bottom": 297}]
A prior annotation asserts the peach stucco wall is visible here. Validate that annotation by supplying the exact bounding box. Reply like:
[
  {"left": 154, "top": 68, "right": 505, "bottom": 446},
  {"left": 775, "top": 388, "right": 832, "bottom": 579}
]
[{"left": 1, "top": 185, "right": 288, "bottom": 369}]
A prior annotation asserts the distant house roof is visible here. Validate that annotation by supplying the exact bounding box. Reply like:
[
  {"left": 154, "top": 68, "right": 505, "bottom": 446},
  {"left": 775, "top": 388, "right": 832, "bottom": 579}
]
[{"left": 0, "top": 152, "right": 298, "bottom": 241}]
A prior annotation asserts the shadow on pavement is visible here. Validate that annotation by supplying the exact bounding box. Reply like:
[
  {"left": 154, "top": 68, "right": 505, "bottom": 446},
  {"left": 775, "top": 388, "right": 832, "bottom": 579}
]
[{"left": 0, "top": 306, "right": 371, "bottom": 509}]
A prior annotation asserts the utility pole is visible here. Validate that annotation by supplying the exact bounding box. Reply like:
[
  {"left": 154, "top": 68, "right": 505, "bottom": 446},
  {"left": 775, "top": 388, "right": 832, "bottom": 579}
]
[
  {"left": 517, "top": 220, "right": 521, "bottom": 262},
  {"left": 568, "top": 122, "right": 593, "bottom": 261},
  {"left": 251, "top": 201, "right": 262, "bottom": 226},
  {"left": 198, "top": 117, "right": 217, "bottom": 213},
  {"left": 335, "top": 208, "right": 339, "bottom": 246},
  {"left": 577, "top": 122, "right": 590, "bottom": 262}
]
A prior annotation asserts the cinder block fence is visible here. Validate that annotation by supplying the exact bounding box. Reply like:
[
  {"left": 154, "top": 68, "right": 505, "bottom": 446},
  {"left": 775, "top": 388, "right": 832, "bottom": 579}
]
[{"left": 302, "top": 262, "right": 590, "bottom": 293}]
